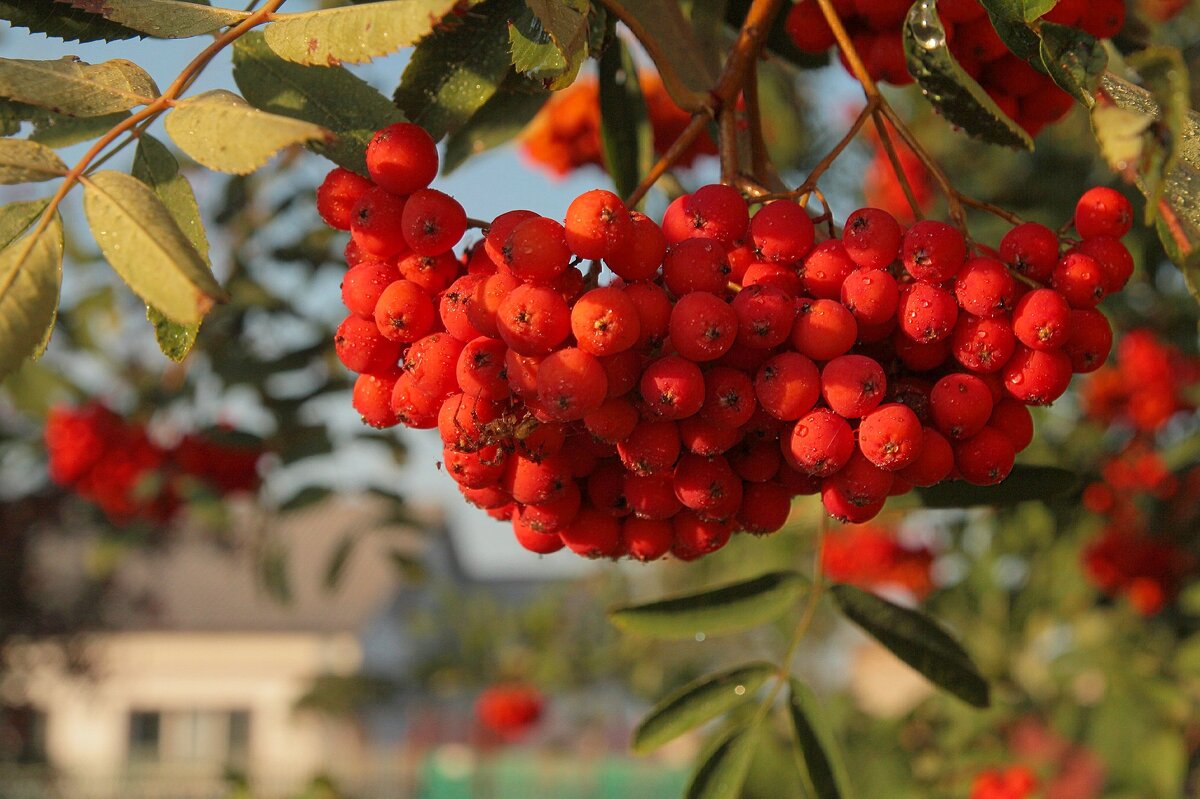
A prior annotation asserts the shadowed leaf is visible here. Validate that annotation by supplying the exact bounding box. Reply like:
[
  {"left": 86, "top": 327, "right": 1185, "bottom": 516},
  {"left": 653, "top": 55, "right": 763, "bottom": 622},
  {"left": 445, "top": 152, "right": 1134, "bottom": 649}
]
[{"left": 633, "top": 663, "right": 775, "bottom": 754}]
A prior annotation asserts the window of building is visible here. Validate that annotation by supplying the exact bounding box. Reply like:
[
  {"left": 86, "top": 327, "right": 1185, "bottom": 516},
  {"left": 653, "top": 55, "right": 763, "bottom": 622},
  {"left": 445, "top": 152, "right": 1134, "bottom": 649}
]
[{"left": 126, "top": 709, "right": 251, "bottom": 765}]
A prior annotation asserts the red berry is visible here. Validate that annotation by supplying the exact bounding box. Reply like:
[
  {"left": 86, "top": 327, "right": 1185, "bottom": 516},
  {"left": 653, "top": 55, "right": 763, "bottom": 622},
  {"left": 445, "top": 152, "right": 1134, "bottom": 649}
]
[
  {"left": 903, "top": 220, "right": 966, "bottom": 282},
  {"left": 571, "top": 286, "right": 641, "bottom": 356},
  {"left": 931, "top": 373, "right": 994, "bottom": 439},
  {"left": 731, "top": 284, "right": 796, "bottom": 349},
  {"left": 622, "top": 517, "right": 674, "bottom": 561},
  {"left": 663, "top": 238, "right": 731, "bottom": 297},
  {"left": 821, "top": 354, "right": 887, "bottom": 418},
  {"left": 671, "top": 511, "right": 732, "bottom": 560},
  {"left": 398, "top": 251, "right": 460, "bottom": 295},
  {"left": 485, "top": 210, "right": 538, "bottom": 265},
  {"left": 954, "top": 427, "right": 1015, "bottom": 486},
  {"left": 1002, "top": 345, "right": 1073, "bottom": 404},
  {"left": 342, "top": 260, "right": 400, "bottom": 319},
  {"left": 673, "top": 453, "right": 743, "bottom": 519},
  {"left": 468, "top": 271, "right": 521, "bottom": 338},
  {"left": 317, "top": 167, "right": 372, "bottom": 230},
  {"left": 401, "top": 189, "right": 466, "bottom": 256},
  {"left": 353, "top": 371, "right": 400, "bottom": 428},
  {"left": 439, "top": 274, "right": 485, "bottom": 341},
  {"left": 751, "top": 201, "right": 815, "bottom": 263},
  {"left": 443, "top": 444, "right": 506, "bottom": 485},
  {"left": 375, "top": 279, "right": 436, "bottom": 343},
  {"left": 496, "top": 284, "right": 571, "bottom": 356},
  {"left": 950, "top": 315, "right": 1016, "bottom": 373},
  {"left": 640, "top": 355, "right": 706, "bottom": 420},
  {"left": 1012, "top": 288, "right": 1071, "bottom": 350},
  {"left": 791, "top": 298, "right": 857, "bottom": 361},
  {"left": 682, "top": 184, "right": 750, "bottom": 246},
  {"left": 405, "top": 333, "right": 465, "bottom": 399},
  {"left": 625, "top": 472, "right": 683, "bottom": 520},
  {"left": 519, "top": 482, "right": 582, "bottom": 533},
  {"left": 335, "top": 315, "right": 403, "bottom": 374},
  {"left": 438, "top": 392, "right": 502, "bottom": 452},
  {"left": 821, "top": 450, "right": 893, "bottom": 521},
  {"left": 737, "top": 481, "right": 792, "bottom": 534},
  {"left": 456, "top": 336, "right": 510, "bottom": 399},
  {"left": 584, "top": 397, "right": 640, "bottom": 443},
  {"left": 618, "top": 420, "right": 681, "bottom": 475},
  {"left": 350, "top": 187, "right": 408, "bottom": 258},
  {"left": 1075, "top": 187, "right": 1133, "bottom": 239},
  {"left": 898, "top": 282, "right": 958, "bottom": 342},
  {"left": 701, "top": 367, "right": 758, "bottom": 428},
  {"left": 955, "top": 257, "right": 1018, "bottom": 318},
  {"left": 366, "top": 122, "right": 439, "bottom": 195},
  {"left": 1063, "top": 308, "right": 1112, "bottom": 373},
  {"left": 1073, "top": 236, "right": 1134, "bottom": 293},
  {"left": 564, "top": 189, "right": 633, "bottom": 259},
  {"left": 728, "top": 438, "right": 783, "bottom": 482},
  {"left": 680, "top": 415, "right": 743, "bottom": 456},
  {"left": 1000, "top": 222, "right": 1059, "bottom": 284},
  {"left": 502, "top": 452, "right": 571, "bottom": 504},
  {"left": 755, "top": 352, "right": 821, "bottom": 420},
  {"left": 786, "top": 408, "right": 855, "bottom": 477},
  {"left": 513, "top": 520, "right": 565, "bottom": 555},
  {"left": 587, "top": 460, "right": 633, "bottom": 517},
  {"left": 606, "top": 211, "right": 666, "bottom": 282},
  {"left": 624, "top": 281, "right": 672, "bottom": 351},
  {"left": 989, "top": 398, "right": 1034, "bottom": 451},
  {"left": 841, "top": 268, "right": 899, "bottom": 326},
  {"left": 560, "top": 508, "right": 623, "bottom": 558},
  {"left": 893, "top": 331, "right": 952, "bottom": 372},
  {"left": 504, "top": 217, "right": 572, "bottom": 284},
  {"left": 600, "top": 349, "right": 641, "bottom": 398},
  {"left": 785, "top": 0, "right": 836, "bottom": 52},
  {"left": 391, "top": 373, "right": 442, "bottom": 428},
  {"left": 537, "top": 347, "right": 608, "bottom": 421},
  {"left": 802, "top": 240, "right": 858, "bottom": 299},
  {"left": 844, "top": 208, "right": 903, "bottom": 270},
  {"left": 858, "top": 402, "right": 923, "bottom": 471},
  {"left": 669, "top": 291, "right": 739, "bottom": 362},
  {"left": 897, "top": 427, "right": 954, "bottom": 486},
  {"left": 1052, "top": 252, "right": 1106, "bottom": 308}
]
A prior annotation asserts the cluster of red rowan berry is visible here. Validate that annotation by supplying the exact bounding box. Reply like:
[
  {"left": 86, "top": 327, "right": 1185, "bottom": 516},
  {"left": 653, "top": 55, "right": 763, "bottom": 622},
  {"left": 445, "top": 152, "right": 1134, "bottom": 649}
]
[
  {"left": 520, "top": 74, "right": 716, "bottom": 178},
  {"left": 474, "top": 683, "right": 544, "bottom": 739},
  {"left": 44, "top": 402, "right": 262, "bottom": 524},
  {"left": 319, "top": 121, "right": 1134, "bottom": 562},
  {"left": 785, "top": 0, "right": 1124, "bottom": 136},
  {"left": 970, "top": 765, "right": 1038, "bottom": 799},
  {"left": 821, "top": 523, "right": 934, "bottom": 598}
]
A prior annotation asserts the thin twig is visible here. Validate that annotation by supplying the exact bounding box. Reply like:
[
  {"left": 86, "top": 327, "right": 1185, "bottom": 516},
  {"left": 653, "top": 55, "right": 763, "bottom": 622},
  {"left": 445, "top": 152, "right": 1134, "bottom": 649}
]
[{"left": 871, "top": 111, "right": 924, "bottom": 220}]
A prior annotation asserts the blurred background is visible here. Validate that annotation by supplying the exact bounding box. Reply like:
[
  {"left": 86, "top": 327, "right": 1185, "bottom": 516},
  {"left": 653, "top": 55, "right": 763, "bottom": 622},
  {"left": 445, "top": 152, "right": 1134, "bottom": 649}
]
[{"left": 2, "top": 2, "right": 1200, "bottom": 797}]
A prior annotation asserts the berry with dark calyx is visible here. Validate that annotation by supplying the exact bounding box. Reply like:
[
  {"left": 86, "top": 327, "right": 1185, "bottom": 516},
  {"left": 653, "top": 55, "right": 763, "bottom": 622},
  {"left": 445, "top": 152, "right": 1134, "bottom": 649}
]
[
  {"left": 1052, "top": 252, "right": 1107, "bottom": 308},
  {"left": 663, "top": 238, "right": 731, "bottom": 297},
  {"left": 606, "top": 211, "right": 666, "bottom": 283},
  {"left": 496, "top": 284, "right": 571, "bottom": 356},
  {"left": 468, "top": 271, "right": 521, "bottom": 338},
  {"left": 700, "top": 367, "right": 758, "bottom": 428},
  {"left": 673, "top": 453, "right": 743, "bottom": 519},
  {"left": 822, "top": 354, "right": 887, "bottom": 418},
  {"left": 820, "top": 450, "right": 893, "bottom": 522},
  {"left": 931, "top": 373, "right": 994, "bottom": 439},
  {"left": 366, "top": 122, "right": 439, "bottom": 195},
  {"left": 750, "top": 200, "right": 815, "bottom": 263},
  {"left": 1000, "top": 222, "right": 1059, "bottom": 284},
  {"left": 485, "top": 210, "right": 538, "bottom": 265},
  {"left": 955, "top": 257, "right": 1018, "bottom": 318},
  {"left": 1074, "top": 236, "right": 1134, "bottom": 293},
  {"left": 858, "top": 402, "right": 923, "bottom": 471},
  {"left": 841, "top": 268, "right": 899, "bottom": 326},
  {"left": 903, "top": 220, "right": 966, "bottom": 282},
  {"left": 954, "top": 427, "right": 1015, "bottom": 486},
  {"left": 391, "top": 374, "right": 442, "bottom": 429},
  {"left": 571, "top": 286, "right": 640, "bottom": 356},
  {"left": 843, "top": 207, "right": 903, "bottom": 269},
  {"left": 398, "top": 252, "right": 459, "bottom": 295},
  {"left": 680, "top": 184, "right": 750, "bottom": 246},
  {"left": 457, "top": 337, "right": 510, "bottom": 400},
  {"left": 406, "top": 333, "right": 466, "bottom": 399},
  {"left": 618, "top": 420, "right": 682, "bottom": 475},
  {"left": 791, "top": 298, "right": 857, "bottom": 361},
  {"left": 950, "top": 315, "right": 1016, "bottom": 373},
  {"left": 755, "top": 352, "right": 821, "bottom": 421},
  {"left": 625, "top": 473, "right": 683, "bottom": 520},
  {"left": 1012, "top": 288, "right": 1071, "bottom": 350},
  {"left": 350, "top": 187, "right": 408, "bottom": 258},
  {"left": 640, "top": 355, "right": 706, "bottom": 420},
  {"left": 504, "top": 217, "right": 573, "bottom": 284},
  {"left": 536, "top": 347, "right": 608, "bottom": 421},
  {"left": 587, "top": 460, "right": 633, "bottom": 517},
  {"left": 564, "top": 189, "right": 632, "bottom": 259},
  {"left": 1003, "top": 345, "right": 1073, "bottom": 405},
  {"left": 317, "top": 167, "right": 372, "bottom": 230},
  {"left": 336, "top": 315, "right": 403, "bottom": 375},
  {"left": 731, "top": 284, "right": 795, "bottom": 349},
  {"left": 1063, "top": 309, "right": 1113, "bottom": 373},
  {"left": 401, "top": 189, "right": 467, "bottom": 256},
  {"left": 1075, "top": 187, "right": 1133, "bottom": 239},
  {"left": 519, "top": 482, "right": 582, "bottom": 533},
  {"left": 342, "top": 260, "right": 400, "bottom": 319},
  {"left": 375, "top": 280, "right": 436, "bottom": 343},
  {"left": 668, "top": 291, "right": 739, "bottom": 362},
  {"left": 439, "top": 274, "right": 485, "bottom": 342},
  {"left": 502, "top": 452, "right": 572, "bottom": 504},
  {"left": 513, "top": 520, "right": 565, "bottom": 555},
  {"left": 671, "top": 512, "right": 732, "bottom": 560},
  {"left": 898, "top": 282, "right": 958, "bottom": 342},
  {"left": 787, "top": 408, "right": 855, "bottom": 477}
]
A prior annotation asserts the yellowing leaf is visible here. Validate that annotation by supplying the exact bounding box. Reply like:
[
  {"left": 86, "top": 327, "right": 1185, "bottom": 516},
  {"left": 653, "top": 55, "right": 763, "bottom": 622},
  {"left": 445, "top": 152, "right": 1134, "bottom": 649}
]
[
  {"left": 58, "top": 0, "right": 250, "bottom": 38},
  {"left": 131, "top": 133, "right": 210, "bottom": 262},
  {"left": 633, "top": 663, "right": 775, "bottom": 754},
  {"left": 0, "top": 56, "right": 159, "bottom": 116},
  {"left": 263, "top": 0, "right": 461, "bottom": 66},
  {"left": 164, "top": 90, "right": 330, "bottom": 175},
  {"left": 0, "top": 211, "right": 63, "bottom": 382},
  {"left": 83, "top": 170, "right": 223, "bottom": 325},
  {"left": 0, "top": 139, "right": 67, "bottom": 184}
]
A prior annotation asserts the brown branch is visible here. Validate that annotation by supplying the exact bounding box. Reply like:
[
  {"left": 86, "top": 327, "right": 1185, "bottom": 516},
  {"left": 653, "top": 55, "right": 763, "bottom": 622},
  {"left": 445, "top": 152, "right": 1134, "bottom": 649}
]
[
  {"left": 870, "top": 111, "right": 924, "bottom": 220},
  {"left": 743, "top": 60, "right": 774, "bottom": 187},
  {"left": 719, "top": 104, "right": 739, "bottom": 185},
  {"left": 624, "top": 112, "right": 712, "bottom": 207}
]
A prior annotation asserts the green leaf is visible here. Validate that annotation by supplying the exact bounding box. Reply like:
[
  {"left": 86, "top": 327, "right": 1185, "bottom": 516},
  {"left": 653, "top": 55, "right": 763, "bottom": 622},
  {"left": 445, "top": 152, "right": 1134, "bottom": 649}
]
[
  {"left": 685, "top": 723, "right": 760, "bottom": 799},
  {"left": 831, "top": 584, "right": 990, "bottom": 708},
  {"left": 442, "top": 72, "right": 548, "bottom": 173},
  {"left": 0, "top": 211, "right": 63, "bottom": 382},
  {"left": 598, "top": 37, "right": 654, "bottom": 203},
  {"left": 510, "top": 0, "right": 590, "bottom": 89},
  {"left": 902, "top": 0, "right": 1033, "bottom": 150},
  {"left": 597, "top": 0, "right": 716, "bottom": 110},
  {"left": 131, "top": 133, "right": 210, "bottom": 262},
  {"left": 0, "top": 139, "right": 67, "bottom": 184},
  {"left": 915, "top": 464, "right": 1078, "bottom": 507},
  {"left": 1094, "top": 72, "right": 1200, "bottom": 280},
  {"left": 393, "top": 0, "right": 523, "bottom": 140},
  {"left": 973, "top": 0, "right": 1047, "bottom": 61},
  {"left": 164, "top": 89, "right": 330, "bottom": 175},
  {"left": 509, "top": 8, "right": 569, "bottom": 78},
  {"left": 262, "top": 0, "right": 460, "bottom": 66},
  {"left": 0, "top": 2, "right": 141, "bottom": 43},
  {"left": 1039, "top": 23, "right": 1106, "bottom": 106},
  {"left": 633, "top": 663, "right": 775, "bottom": 754},
  {"left": 610, "top": 571, "right": 807, "bottom": 640},
  {"left": 1126, "top": 48, "right": 1189, "bottom": 219},
  {"left": 29, "top": 110, "right": 131, "bottom": 149},
  {"left": 324, "top": 533, "right": 359, "bottom": 592},
  {"left": 146, "top": 306, "right": 198, "bottom": 362},
  {"left": 232, "top": 31, "right": 404, "bottom": 175},
  {"left": 82, "top": 170, "right": 223, "bottom": 326},
  {"left": 0, "top": 56, "right": 159, "bottom": 117},
  {"left": 787, "top": 679, "right": 854, "bottom": 799},
  {"left": 0, "top": 199, "right": 50, "bottom": 251},
  {"left": 57, "top": 0, "right": 249, "bottom": 38}
]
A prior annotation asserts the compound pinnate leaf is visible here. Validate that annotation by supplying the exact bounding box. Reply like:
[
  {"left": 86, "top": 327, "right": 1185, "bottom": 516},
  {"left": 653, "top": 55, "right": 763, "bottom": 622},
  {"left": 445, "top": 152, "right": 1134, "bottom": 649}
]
[
  {"left": 0, "top": 56, "right": 159, "bottom": 117},
  {"left": 788, "top": 679, "right": 854, "bottom": 799},
  {"left": 903, "top": 0, "right": 1033, "bottom": 151},
  {"left": 0, "top": 139, "right": 68, "bottom": 184},
  {"left": 263, "top": 0, "right": 460, "bottom": 66},
  {"left": 610, "top": 571, "right": 807, "bottom": 639},
  {"left": 831, "top": 584, "right": 990, "bottom": 708},
  {"left": 232, "top": 32, "right": 403, "bottom": 175},
  {"left": 56, "top": 0, "right": 250, "bottom": 38},
  {"left": 633, "top": 663, "right": 775, "bottom": 754},
  {"left": 394, "top": 0, "right": 523, "bottom": 141},
  {"left": 164, "top": 90, "right": 330, "bottom": 175},
  {"left": 0, "top": 210, "right": 63, "bottom": 382},
  {"left": 685, "top": 724, "right": 760, "bottom": 799},
  {"left": 916, "top": 464, "right": 1078, "bottom": 507},
  {"left": 0, "top": 1, "right": 141, "bottom": 43},
  {"left": 599, "top": 38, "right": 653, "bottom": 203},
  {"left": 82, "top": 170, "right": 223, "bottom": 326}
]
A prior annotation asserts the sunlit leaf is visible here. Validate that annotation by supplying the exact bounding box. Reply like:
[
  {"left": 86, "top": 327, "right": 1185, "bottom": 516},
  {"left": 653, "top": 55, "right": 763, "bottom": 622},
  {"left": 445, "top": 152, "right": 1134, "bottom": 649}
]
[
  {"left": 685, "top": 723, "right": 760, "bottom": 799},
  {"left": 903, "top": 0, "right": 1033, "bottom": 150},
  {"left": 0, "top": 1, "right": 141, "bottom": 43},
  {"left": 82, "top": 170, "right": 223, "bottom": 325},
  {"left": 131, "top": 133, "right": 210, "bottom": 261},
  {"left": 831, "top": 584, "right": 990, "bottom": 708},
  {"left": 0, "top": 210, "right": 63, "bottom": 382},
  {"left": 165, "top": 89, "right": 330, "bottom": 175},
  {"left": 263, "top": 0, "right": 460, "bottom": 66},
  {"left": 1039, "top": 23, "right": 1106, "bottom": 106},
  {"left": 0, "top": 199, "right": 50, "bottom": 250},
  {"left": 443, "top": 72, "right": 548, "bottom": 173},
  {"left": 55, "top": 0, "right": 249, "bottom": 38},
  {"left": 0, "top": 56, "right": 159, "bottom": 117},
  {"left": 633, "top": 663, "right": 775, "bottom": 754},
  {"left": 610, "top": 571, "right": 807, "bottom": 640}
]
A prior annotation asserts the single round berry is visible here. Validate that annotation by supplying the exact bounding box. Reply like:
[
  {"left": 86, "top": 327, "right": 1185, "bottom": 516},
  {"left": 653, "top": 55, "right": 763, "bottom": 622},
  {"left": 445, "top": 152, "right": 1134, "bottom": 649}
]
[
  {"left": 560, "top": 508, "right": 623, "bottom": 559},
  {"left": 439, "top": 274, "right": 485, "bottom": 341},
  {"left": 896, "top": 427, "right": 954, "bottom": 487},
  {"left": 751, "top": 201, "right": 815, "bottom": 263},
  {"left": 504, "top": 217, "right": 572, "bottom": 284},
  {"left": 398, "top": 251, "right": 459, "bottom": 295},
  {"left": 405, "top": 333, "right": 465, "bottom": 399},
  {"left": 564, "top": 189, "right": 632, "bottom": 260},
  {"left": 1012, "top": 288, "right": 1071, "bottom": 350},
  {"left": 673, "top": 453, "right": 743, "bottom": 519},
  {"left": 1073, "top": 236, "right": 1134, "bottom": 294},
  {"left": 950, "top": 315, "right": 1017, "bottom": 373},
  {"left": 844, "top": 208, "right": 903, "bottom": 269},
  {"left": 791, "top": 298, "right": 857, "bottom": 361},
  {"left": 930, "top": 373, "right": 994, "bottom": 439},
  {"left": 401, "top": 188, "right": 467, "bottom": 256},
  {"left": 512, "top": 520, "right": 565, "bottom": 555},
  {"left": 624, "top": 281, "right": 673, "bottom": 351},
  {"left": 584, "top": 397, "right": 640, "bottom": 443},
  {"left": 858, "top": 402, "right": 923, "bottom": 471},
  {"left": 893, "top": 331, "right": 951, "bottom": 373},
  {"left": 737, "top": 481, "right": 792, "bottom": 534},
  {"left": 335, "top": 314, "right": 403, "bottom": 374},
  {"left": 671, "top": 511, "right": 733, "bottom": 560},
  {"left": 680, "top": 415, "right": 743, "bottom": 456},
  {"left": 728, "top": 438, "right": 783, "bottom": 483},
  {"left": 1002, "top": 345, "right": 1073, "bottom": 405},
  {"left": 618, "top": 420, "right": 682, "bottom": 475},
  {"left": 455, "top": 337, "right": 510, "bottom": 400},
  {"left": 502, "top": 452, "right": 572, "bottom": 504},
  {"left": 571, "top": 286, "right": 641, "bottom": 356},
  {"left": 496, "top": 284, "right": 571, "bottom": 356},
  {"left": 989, "top": 398, "right": 1034, "bottom": 451},
  {"left": 353, "top": 372, "right": 400, "bottom": 429},
  {"left": 1052, "top": 252, "right": 1106, "bottom": 308},
  {"left": 820, "top": 450, "right": 893, "bottom": 521},
  {"left": 669, "top": 291, "right": 739, "bottom": 362},
  {"left": 954, "top": 427, "right": 1015, "bottom": 486},
  {"left": 536, "top": 347, "right": 608, "bottom": 421},
  {"left": 1075, "top": 187, "right": 1133, "bottom": 239},
  {"left": 640, "top": 355, "right": 706, "bottom": 420},
  {"left": 624, "top": 472, "right": 683, "bottom": 520},
  {"left": 374, "top": 279, "right": 435, "bottom": 343},
  {"left": 731, "top": 284, "right": 795, "bottom": 349},
  {"left": 955, "top": 257, "right": 1018, "bottom": 318},
  {"left": 802, "top": 240, "right": 858, "bottom": 299},
  {"left": 391, "top": 373, "right": 442, "bottom": 429},
  {"left": 622, "top": 517, "right": 674, "bottom": 561},
  {"left": 786, "top": 408, "right": 855, "bottom": 477},
  {"left": 898, "top": 282, "right": 958, "bottom": 343},
  {"left": 342, "top": 260, "right": 400, "bottom": 319},
  {"left": 317, "top": 167, "right": 372, "bottom": 230},
  {"left": 903, "top": 220, "right": 967, "bottom": 282},
  {"left": 366, "top": 122, "right": 439, "bottom": 195},
  {"left": 606, "top": 211, "right": 667, "bottom": 283},
  {"left": 785, "top": 0, "right": 836, "bottom": 52},
  {"left": 1000, "top": 222, "right": 1059, "bottom": 284},
  {"left": 755, "top": 352, "right": 821, "bottom": 421},
  {"left": 350, "top": 187, "right": 408, "bottom": 258},
  {"left": 841, "top": 268, "right": 899, "bottom": 326},
  {"left": 1063, "top": 308, "right": 1113, "bottom": 373},
  {"left": 519, "top": 482, "right": 582, "bottom": 533},
  {"left": 701, "top": 367, "right": 758, "bottom": 428},
  {"left": 681, "top": 184, "right": 750, "bottom": 246},
  {"left": 821, "top": 355, "right": 887, "bottom": 418},
  {"left": 663, "top": 238, "right": 731, "bottom": 297}
]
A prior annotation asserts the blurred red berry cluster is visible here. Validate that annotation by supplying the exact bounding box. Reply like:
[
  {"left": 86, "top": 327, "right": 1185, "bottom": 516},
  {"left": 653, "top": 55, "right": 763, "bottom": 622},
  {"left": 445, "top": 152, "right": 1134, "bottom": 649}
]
[
  {"left": 519, "top": 74, "right": 717, "bottom": 178},
  {"left": 1082, "top": 329, "right": 1200, "bottom": 433},
  {"left": 44, "top": 402, "right": 263, "bottom": 525},
  {"left": 821, "top": 523, "right": 935, "bottom": 598},
  {"left": 971, "top": 765, "right": 1038, "bottom": 799},
  {"left": 474, "top": 683, "right": 544, "bottom": 739}
]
